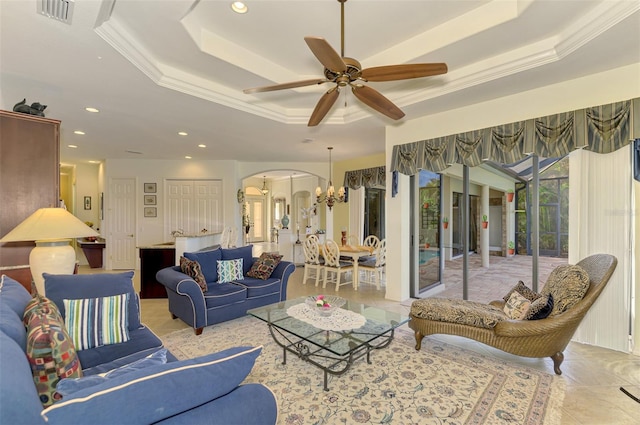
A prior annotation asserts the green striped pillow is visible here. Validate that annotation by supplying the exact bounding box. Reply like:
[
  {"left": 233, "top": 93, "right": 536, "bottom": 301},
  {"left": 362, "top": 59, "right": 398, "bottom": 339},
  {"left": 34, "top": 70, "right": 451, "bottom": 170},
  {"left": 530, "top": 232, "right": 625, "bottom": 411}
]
[{"left": 63, "top": 294, "right": 130, "bottom": 351}]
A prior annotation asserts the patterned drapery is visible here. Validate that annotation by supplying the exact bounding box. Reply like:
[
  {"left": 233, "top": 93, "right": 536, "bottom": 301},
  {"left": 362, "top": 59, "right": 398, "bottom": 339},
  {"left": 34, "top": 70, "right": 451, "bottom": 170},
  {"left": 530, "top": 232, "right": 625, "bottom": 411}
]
[
  {"left": 343, "top": 166, "right": 386, "bottom": 190},
  {"left": 390, "top": 98, "right": 637, "bottom": 175}
]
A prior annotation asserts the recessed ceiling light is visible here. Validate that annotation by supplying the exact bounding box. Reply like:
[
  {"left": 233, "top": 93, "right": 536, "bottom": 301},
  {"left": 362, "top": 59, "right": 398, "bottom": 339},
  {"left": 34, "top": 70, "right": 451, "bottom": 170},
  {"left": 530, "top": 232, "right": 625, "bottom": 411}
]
[
  {"left": 74, "top": 130, "right": 85, "bottom": 135},
  {"left": 178, "top": 131, "right": 188, "bottom": 136},
  {"left": 85, "top": 107, "right": 99, "bottom": 113},
  {"left": 231, "top": 2, "right": 248, "bottom": 14},
  {"left": 185, "top": 156, "right": 192, "bottom": 159},
  {"left": 68, "top": 144, "right": 78, "bottom": 149},
  {"left": 302, "top": 138, "right": 314, "bottom": 143},
  {"left": 198, "top": 144, "right": 206, "bottom": 148}
]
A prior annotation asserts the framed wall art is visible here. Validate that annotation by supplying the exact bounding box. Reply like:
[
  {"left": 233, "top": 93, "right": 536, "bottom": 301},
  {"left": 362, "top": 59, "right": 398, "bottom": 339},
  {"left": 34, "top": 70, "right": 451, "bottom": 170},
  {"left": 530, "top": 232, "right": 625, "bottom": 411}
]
[
  {"left": 144, "top": 207, "right": 157, "bottom": 218},
  {"left": 144, "top": 183, "right": 157, "bottom": 193},
  {"left": 84, "top": 196, "right": 91, "bottom": 210},
  {"left": 144, "top": 195, "right": 156, "bottom": 205}
]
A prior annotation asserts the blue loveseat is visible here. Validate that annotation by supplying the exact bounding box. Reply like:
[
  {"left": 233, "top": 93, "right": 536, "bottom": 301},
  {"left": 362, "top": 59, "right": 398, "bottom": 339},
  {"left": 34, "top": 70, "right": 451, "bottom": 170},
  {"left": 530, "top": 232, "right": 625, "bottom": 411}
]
[
  {"left": 156, "top": 245, "right": 295, "bottom": 335},
  {"left": 0, "top": 273, "right": 278, "bottom": 425}
]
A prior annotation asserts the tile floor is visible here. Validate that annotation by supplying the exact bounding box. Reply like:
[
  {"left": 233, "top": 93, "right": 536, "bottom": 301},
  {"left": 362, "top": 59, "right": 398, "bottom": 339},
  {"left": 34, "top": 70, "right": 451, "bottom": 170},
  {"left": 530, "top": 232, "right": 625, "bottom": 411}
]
[{"left": 89, "top": 248, "right": 638, "bottom": 424}]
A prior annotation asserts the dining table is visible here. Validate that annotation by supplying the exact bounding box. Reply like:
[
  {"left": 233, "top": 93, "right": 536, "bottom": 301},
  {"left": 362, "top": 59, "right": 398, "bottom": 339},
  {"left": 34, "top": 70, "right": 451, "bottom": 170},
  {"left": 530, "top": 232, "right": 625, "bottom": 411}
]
[{"left": 334, "top": 244, "right": 375, "bottom": 289}]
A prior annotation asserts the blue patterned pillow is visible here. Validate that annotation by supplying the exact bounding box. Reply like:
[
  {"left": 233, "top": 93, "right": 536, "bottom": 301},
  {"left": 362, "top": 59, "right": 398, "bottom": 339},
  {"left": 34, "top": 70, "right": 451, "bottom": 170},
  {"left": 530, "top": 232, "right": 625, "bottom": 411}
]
[
  {"left": 217, "top": 259, "right": 244, "bottom": 283},
  {"left": 63, "top": 294, "right": 130, "bottom": 351}
]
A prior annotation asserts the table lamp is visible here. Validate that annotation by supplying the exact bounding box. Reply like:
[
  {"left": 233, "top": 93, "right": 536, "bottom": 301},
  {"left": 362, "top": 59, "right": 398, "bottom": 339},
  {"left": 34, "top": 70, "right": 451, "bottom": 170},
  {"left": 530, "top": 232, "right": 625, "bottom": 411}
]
[{"left": 0, "top": 207, "right": 99, "bottom": 295}]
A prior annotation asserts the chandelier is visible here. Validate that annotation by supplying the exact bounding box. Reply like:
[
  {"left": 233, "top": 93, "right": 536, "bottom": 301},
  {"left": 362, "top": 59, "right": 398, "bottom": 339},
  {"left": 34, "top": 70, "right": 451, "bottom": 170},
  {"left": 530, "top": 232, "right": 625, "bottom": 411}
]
[
  {"left": 260, "top": 176, "right": 268, "bottom": 195},
  {"left": 315, "top": 147, "right": 345, "bottom": 210}
]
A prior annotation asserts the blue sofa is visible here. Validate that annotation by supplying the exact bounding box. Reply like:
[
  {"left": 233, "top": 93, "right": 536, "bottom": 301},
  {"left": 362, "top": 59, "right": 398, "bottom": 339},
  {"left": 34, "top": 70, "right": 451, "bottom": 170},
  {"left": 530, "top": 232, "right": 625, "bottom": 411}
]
[
  {"left": 156, "top": 245, "right": 295, "bottom": 335},
  {"left": 0, "top": 273, "right": 278, "bottom": 425}
]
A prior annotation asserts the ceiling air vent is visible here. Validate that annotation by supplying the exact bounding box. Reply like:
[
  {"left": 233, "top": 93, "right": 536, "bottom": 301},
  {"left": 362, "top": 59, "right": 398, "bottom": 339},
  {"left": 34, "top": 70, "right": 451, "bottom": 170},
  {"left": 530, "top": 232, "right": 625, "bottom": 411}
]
[{"left": 37, "top": 0, "right": 75, "bottom": 25}]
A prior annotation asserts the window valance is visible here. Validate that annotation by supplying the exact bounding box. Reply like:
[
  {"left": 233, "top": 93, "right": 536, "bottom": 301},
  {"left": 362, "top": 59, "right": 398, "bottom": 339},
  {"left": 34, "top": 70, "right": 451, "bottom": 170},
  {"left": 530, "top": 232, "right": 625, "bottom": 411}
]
[
  {"left": 343, "top": 166, "right": 386, "bottom": 190},
  {"left": 391, "top": 98, "right": 639, "bottom": 175}
]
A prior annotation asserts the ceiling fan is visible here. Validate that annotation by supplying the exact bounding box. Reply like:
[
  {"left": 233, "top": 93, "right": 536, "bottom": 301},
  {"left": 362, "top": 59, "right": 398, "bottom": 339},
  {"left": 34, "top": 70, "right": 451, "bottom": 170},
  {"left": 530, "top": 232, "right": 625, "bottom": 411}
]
[{"left": 243, "top": 0, "right": 448, "bottom": 127}]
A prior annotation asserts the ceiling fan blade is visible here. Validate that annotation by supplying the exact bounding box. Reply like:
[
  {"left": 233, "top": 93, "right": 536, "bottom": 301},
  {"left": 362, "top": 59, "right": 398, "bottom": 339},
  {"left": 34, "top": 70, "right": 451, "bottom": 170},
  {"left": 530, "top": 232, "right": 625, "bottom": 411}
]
[
  {"left": 308, "top": 88, "right": 340, "bottom": 127},
  {"left": 243, "top": 78, "right": 327, "bottom": 94},
  {"left": 304, "top": 36, "right": 347, "bottom": 73},
  {"left": 361, "top": 63, "right": 448, "bottom": 82},
  {"left": 352, "top": 85, "right": 405, "bottom": 120}
]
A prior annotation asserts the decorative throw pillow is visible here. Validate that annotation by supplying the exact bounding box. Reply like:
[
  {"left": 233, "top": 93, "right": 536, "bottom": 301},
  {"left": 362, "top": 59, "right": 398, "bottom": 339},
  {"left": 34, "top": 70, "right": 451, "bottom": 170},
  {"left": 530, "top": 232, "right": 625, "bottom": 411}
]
[
  {"left": 56, "top": 349, "right": 167, "bottom": 398},
  {"left": 503, "top": 291, "right": 531, "bottom": 320},
  {"left": 540, "top": 265, "right": 590, "bottom": 316},
  {"left": 179, "top": 256, "right": 207, "bottom": 292},
  {"left": 63, "top": 294, "right": 130, "bottom": 351},
  {"left": 24, "top": 294, "right": 62, "bottom": 325},
  {"left": 246, "top": 252, "right": 283, "bottom": 280},
  {"left": 503, "top": 281, "right": 539, "bottom": 303},
  {"left": 25, "top": 301, "right": 83, "bottom": 407},
  {"left": 217, "top": 259, "right": 244, "bottom": 283},
  {"left": 525, "top": 294, "right": 554, "bottom": 320}
]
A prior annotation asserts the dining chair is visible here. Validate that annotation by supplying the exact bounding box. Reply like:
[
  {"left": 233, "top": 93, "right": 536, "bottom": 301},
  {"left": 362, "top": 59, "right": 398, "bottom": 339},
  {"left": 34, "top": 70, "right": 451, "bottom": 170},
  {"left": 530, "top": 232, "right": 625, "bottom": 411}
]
[
  {"left": 322, "top": 239, "right": 354, "bottom": 291},
  {"left": 359, "top": 234, "right": 380, "bottom": 263},
  {"left": 220, "top": 226, "right": 238, "bottom": 248},
  {"left": 359, "top": 239, "right": 386, "bottom": 289},
  {"left": 302, "top": 235, "right": 324, "bottom": 286}
]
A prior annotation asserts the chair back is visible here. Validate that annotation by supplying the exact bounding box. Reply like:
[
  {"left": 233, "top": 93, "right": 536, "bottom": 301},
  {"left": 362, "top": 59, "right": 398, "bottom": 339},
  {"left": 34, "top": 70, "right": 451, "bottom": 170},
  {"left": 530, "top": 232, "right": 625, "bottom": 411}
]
[
  {"left": 323, "top": 240, "right": 342, "bottom": 267},
  {"left": 363, "top": 235, "right": 380, "bottom": 250},
  {"left": 375, "top": 239, "right": 386, "bottom": 267},
  {"left": 303, "top": 236, "right": 321, "bottom": 265},
  {"left": 347, "top": 235, "right": 359, "bottom": 246},
  {"left": 220, "top": 227, "right": 238, "bottom": 248}
]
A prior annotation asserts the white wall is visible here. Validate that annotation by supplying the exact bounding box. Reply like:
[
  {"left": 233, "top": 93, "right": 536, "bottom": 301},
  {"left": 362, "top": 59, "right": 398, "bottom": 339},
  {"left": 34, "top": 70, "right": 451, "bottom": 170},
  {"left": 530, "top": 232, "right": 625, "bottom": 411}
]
[{"left": 385, "top": 63, "right": 640, "bottom": 303}]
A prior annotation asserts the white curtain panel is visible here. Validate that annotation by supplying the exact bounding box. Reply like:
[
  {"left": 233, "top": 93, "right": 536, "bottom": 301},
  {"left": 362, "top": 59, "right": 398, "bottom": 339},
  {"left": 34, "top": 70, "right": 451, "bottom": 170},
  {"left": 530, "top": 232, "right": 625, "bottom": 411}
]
[
  {"left": 569, "top": 146, "right": 634, "bottom": 353},
  {"left": 349, "top": 188, "right": 365, "bottom": 244}
]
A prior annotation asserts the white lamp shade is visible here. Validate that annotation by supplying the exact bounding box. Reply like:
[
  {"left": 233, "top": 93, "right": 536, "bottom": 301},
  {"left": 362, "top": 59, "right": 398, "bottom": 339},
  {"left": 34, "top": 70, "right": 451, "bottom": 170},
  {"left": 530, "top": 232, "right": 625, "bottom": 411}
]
[
  {"left": 0, "top": 207, "right": 99, "bottom": 242},
  {"left": 0, "top": 208, "right": 99, "bottom": 296}
]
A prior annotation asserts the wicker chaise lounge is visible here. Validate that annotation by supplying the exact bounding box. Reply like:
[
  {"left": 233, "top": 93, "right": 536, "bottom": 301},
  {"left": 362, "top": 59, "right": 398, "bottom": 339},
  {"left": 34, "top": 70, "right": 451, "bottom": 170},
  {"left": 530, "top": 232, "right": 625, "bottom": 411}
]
[{"left": 409, "top": 253, "right": 617, "bottom": 375}]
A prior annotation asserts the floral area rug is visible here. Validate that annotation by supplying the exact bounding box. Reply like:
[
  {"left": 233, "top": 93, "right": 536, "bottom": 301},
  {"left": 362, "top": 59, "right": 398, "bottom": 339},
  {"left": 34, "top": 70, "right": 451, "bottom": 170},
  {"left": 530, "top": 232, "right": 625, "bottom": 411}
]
[{"left": 161, "top": 316, "right": 564, "bottom": 425}]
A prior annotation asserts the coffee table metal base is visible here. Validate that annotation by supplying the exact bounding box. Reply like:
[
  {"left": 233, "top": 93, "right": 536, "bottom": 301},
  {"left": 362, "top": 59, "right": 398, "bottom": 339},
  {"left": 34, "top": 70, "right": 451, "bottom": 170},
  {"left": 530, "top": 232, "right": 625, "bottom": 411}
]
[{"left": 266, "top": 321, "right": 398, "bottom": 391}]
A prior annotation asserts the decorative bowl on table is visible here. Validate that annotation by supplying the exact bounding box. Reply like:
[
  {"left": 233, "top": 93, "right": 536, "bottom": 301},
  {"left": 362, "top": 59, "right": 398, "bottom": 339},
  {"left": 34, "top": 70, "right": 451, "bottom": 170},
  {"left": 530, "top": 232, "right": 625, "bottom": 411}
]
[{"left": 305, "top": 295, "right": 346, "bottom": 317}]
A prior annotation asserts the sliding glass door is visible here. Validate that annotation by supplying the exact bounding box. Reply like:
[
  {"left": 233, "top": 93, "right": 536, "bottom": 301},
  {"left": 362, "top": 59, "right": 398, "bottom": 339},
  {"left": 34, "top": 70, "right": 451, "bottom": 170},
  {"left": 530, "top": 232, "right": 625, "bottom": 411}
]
[{"left": 411, "top": 170, "right": 441, "bottom": 297}]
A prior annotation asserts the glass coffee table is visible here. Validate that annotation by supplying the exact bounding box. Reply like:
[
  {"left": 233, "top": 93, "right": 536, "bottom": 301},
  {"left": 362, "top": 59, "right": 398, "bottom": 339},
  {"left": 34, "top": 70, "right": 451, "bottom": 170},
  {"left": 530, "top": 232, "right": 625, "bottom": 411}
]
[{"left": 247, "top": 297, "right": 409, "bottom": 391}]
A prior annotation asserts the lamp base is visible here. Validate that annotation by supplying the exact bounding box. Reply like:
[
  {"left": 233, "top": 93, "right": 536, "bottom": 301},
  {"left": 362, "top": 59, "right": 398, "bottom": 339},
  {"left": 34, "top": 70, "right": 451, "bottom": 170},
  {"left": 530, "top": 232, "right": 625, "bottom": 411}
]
[{"left": 30, "top": 239, "right": 76, "bottom": 296}]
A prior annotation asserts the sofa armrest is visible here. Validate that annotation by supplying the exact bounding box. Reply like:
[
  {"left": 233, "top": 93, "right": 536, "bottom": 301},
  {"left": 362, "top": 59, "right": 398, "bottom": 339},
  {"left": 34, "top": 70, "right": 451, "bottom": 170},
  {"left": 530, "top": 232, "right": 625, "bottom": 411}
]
[
  {"left": 156, "top": 267, "right": 207, "bottom": 327},
  {"left": 41, "top": 346, "right": 263, "bottom": 425},
  {"left": 268, "top": 261, "right": 295, "bottom": 301}
]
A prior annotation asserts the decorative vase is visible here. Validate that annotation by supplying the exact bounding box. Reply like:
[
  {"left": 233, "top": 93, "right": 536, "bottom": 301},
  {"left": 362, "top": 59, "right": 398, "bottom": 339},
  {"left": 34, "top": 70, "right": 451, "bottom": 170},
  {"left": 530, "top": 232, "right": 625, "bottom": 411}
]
[{"left": 281, "top": 214, "right": 289, "bottom": 229}]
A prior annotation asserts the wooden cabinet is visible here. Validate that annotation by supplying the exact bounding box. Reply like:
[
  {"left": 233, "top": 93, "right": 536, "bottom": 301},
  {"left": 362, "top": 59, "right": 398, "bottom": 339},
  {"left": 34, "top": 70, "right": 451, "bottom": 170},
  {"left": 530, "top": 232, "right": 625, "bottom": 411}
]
[
  {"left": 0, "top": 110, "right": 60, "bottom": 291},
  {"left": 139, "top": 247, "right": 176, "bottom": 298}
]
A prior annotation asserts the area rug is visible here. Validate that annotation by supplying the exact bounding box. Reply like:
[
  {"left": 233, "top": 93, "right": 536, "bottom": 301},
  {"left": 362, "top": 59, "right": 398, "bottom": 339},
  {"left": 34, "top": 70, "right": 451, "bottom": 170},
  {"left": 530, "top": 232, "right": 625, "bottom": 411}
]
[{"left": 162, "top": 317, "right": 564, "bottom": 424}]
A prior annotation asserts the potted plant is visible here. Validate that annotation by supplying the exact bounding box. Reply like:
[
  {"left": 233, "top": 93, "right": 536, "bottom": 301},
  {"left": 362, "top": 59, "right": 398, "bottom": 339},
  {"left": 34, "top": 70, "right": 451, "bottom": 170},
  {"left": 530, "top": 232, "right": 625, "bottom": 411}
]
[
  {"left": 508, "top": 241, "right": 515, "bottom": 255},
  {"left": 442, "top": 217, "right": 449, "bottom": 229},
  {"left": 506, "top": 189, "right": 514, "bottom": 203},
  {"left": 481, "top": 214, "right": 488, "bottom": 229}
]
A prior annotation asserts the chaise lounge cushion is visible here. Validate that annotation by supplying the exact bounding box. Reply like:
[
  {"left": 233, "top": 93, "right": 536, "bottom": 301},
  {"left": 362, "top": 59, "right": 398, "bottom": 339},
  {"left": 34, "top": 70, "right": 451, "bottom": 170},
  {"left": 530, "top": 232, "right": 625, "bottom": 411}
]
[
  {"left": 41, "top": 346, "right": 263, "bottom": 425},
  {"left": 410, "top": 298, "right": 506, "bottom": 329},
  {"left": 540, "top": 265, "right": 590, "bottom": 316}
]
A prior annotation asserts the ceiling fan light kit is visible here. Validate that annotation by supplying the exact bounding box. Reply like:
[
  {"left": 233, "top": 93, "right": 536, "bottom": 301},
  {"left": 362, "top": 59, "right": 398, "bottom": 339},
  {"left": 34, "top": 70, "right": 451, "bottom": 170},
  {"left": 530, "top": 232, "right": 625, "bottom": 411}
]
[{"left": 243, "top": 0, "right": 448, "bottom": 126}]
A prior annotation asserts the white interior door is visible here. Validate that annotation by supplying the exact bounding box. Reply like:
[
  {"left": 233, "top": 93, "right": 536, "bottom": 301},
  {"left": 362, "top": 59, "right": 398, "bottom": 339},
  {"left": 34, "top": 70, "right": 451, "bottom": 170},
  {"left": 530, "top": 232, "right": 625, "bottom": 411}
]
[
  {"left": 247, "top": 197, "right": 265, "bottom": 242},
  {"left": 110, "top": 178, "right": 136, "bottom": 269}
]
